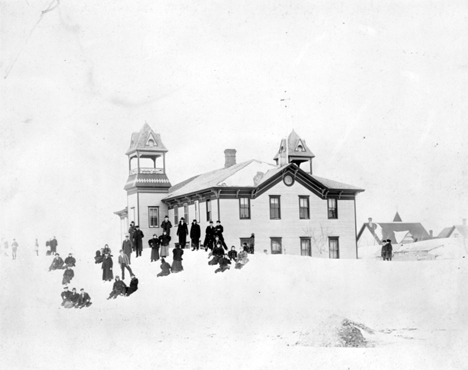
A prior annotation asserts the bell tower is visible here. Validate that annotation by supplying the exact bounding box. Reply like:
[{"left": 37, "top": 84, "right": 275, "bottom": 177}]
[
  {"left": 124, "top": 123, "right": 172, "bottom": 240},
  {"left": 273, "top": 130, "right": 315, "bottom": 174}
]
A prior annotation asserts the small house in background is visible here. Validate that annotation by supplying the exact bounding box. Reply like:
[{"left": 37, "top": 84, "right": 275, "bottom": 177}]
[
  {"left": 357, "top": 213, "right": 432, "bottom": 247},
  {"left": 437, "top": 219, "right": 468, "bottom": 239}
]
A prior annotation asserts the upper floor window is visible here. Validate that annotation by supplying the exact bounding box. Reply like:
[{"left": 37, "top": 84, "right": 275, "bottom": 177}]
[
  {"left": 329, "top": 237, "right": 339, "bottom": 259},
  {"left": 269, "top": 196, "right": 281, "bottom": 220},
  {"left": 148, "top": 207, "right": 159, "bottom": 228},
  {"left": 239, "top": 197, "right": 250, "bottom": 219},
  {"left": 299, "top": 196, "right": 310, "bottom": 219},
  {"left": 328, "top": 198, "right": 338, "bottom": 219},
  {"left": 206, "top": 199, "right": 212, "bottom": 222}
]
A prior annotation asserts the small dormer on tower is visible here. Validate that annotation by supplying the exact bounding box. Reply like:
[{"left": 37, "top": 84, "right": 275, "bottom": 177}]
[{"left": 273, "top": 130, "right": 315, "bottom": 174}]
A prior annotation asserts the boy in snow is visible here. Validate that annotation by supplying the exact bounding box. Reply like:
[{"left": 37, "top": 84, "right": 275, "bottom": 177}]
[
  {"left": 227, "top": 246, "right": 237, "bottom": 261},
  {"left": 64, "top": 253, "right": 76, "bottom": 267},
  {"left": 208, "top": 242, "right": 224, "bottom": 265},
  {"left": 118, "top": 250, "right": 133, "bottom": 280},
  {"left": 126, "top": 275, "right": 139, "bottom": 296},
  {"left": 67, "top": 288, "right": 79, "bottom": 308},
  {"left": 62, "top": 266, "right": 74, "bottom": 285},
  {"left": 215, "top": 255, "right": 231, "bottom": 273},
  {"left": 61, "top": 286, "right": 72, "bottom": 307},
  {"left": 235, "top": 249, "right": 249, "bottom": 269},
  {"left": 157, "top": 258, "right": 171, "bottom": 277},
  {"left": 76, "top": 289, "right": 92, "bottom": 308},
  {"left": 107, "top": 276, "right": 127, "bottom": 300},
  {"left": 49, "top": 254, "right": 64, "bottom": 271}
]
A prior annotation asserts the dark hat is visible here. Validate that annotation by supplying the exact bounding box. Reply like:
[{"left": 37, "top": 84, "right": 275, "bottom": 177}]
[
  {"left": 180, "top": 217, "right": 185, "bottom": 221},
  {"left": 164, "top": 215, "right": 168, "bottom": 218},
  {"left": 193, "top": 219, "right": 197, "bottom": 222},
  {"left": 387, "top": 239, "right": 392, "bottom": 242},
  {"left": 80, "top": 288, "right": 84, "bottom": 291},
  {"left": 209, "top": 221, "right": 213, "bottom": 224},
  {"left": 136, "top": 225, "right": 140, "bottom": 228},
  {"left": 64, "top": 286, "right": 68, "bottom": 289},
  {"left": 216, "top": 220, "right": 220, "bottom": 223}
]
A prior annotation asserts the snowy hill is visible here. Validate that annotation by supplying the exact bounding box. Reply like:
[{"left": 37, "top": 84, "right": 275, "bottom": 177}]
[{"left": 1, "top": 247, "right": 467, "bottom": 370}]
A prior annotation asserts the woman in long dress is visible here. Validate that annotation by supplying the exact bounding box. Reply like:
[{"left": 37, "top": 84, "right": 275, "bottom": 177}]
[
  {"left": 102, "top": 253, "right": 114, "bottom": 282},
  {"left": 172, "top": 244, "right": 184, "bottom": 273},
  {"left": 159, "top": 232, "right": 171, "bottom": 258}
]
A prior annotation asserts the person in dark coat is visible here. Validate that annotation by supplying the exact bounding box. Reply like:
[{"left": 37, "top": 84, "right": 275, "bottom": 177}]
[
  {"left": 102, "top": 244, "right": 112, "bottom": 256},
  {"left": 62, "top": 266, "right": 74, "bottom": 285},
  {"left": 159, "top": 232, "right": 171, "bottom": 258},
  {"left": 215, "top": 221, "right": 228, "bottom": 250},
  {"left": 208, "top": 243, "right": 225, "bottom": 265},
  {"left": 107, "top": 276, "right": 127, "bottom": 299},
  {"left": 65, "top": 288, "right": 79, "bottom": 308},
  {"left": 64, "top": 253, "right": 76, "bottom": 267},
  {"left": 228, "top": 246, "right": 237, "bottom": 261},
  {"left": 76, "top": 289, "right": 92, "bottom": 308},
  {"left": 235, "top": 249, "right": 249, "bottom": 269},
  {"left": 386, "top": 239, "right": 393, "bottom": 261},
  {"left": 94, "top": 250, "right": 103, "bottom": 264},
  {"left": 49, "top": 254, "right": 64, "bottom": 271},
  {"left": 133, "top": 226, "right": 144, "bottom": 258},
  {"left": 190, "top": 219, "right": 201, "bottom": 251},
  {"left": 50, "top": 237, "right": 58, "bottom": 254},
  {"left": 157, "top": 258, "right": 172, "bottom": 277},
  {"left": 148, "top": 234, "right": 160, "bottom": 262},
  {"left": 215, "top": 255, "right": 231, "bottom": 273},
  {"left": 11, "top": 239, "right": 18, "bottom": 260},
  {"left": 61, "top": 286, "right": 72, "bottom": 306},
  {"left": 161, "top": 216, "right": 172, "bottom": 236},
  {"left": 102, "top": 253, "right": 113, "bottom": 282},
  {"left": 45, "top": 239, "right": 51, "bottom": 256},
  {"left": 126, "top": 275, "right": 138, "bottom": 296},
  {"left": 122, "top": 234, "right": 133, "bottom": 264},
  {"left": 177, "top": 218, "right": 189, "bottom": 249},
  {"left": 203, "top": 221, "right": 216, "bottom": 251},
  {"left": 172, "top": 244, "right": 184, "bottom": 273},
  {"left": 128, "top": 221, "right": 136, "bottom": 251},
  {"left": 118, "top": 250, "right": 133, "bottom": 280}
]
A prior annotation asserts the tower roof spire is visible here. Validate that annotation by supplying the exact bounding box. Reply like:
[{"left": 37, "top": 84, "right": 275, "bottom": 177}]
[{"left": 126, "top": 123, "right": 168, "bottom": 155}]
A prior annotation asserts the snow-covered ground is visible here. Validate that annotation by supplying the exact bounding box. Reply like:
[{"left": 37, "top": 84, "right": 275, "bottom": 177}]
[{"left": 1, "top": 246, "right": 467, "bottom": 370}]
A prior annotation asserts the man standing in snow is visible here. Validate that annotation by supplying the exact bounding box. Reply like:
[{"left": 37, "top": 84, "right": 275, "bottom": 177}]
[
  {"left": 203, "top": 221, "right": 216, "bottom": 251},
  {"left": 128, "top": 221, "right": 136, "bottom": 251},
  {"left": 190, "top": 219, "right": 201, "bottom": 251},
  {"left": 11, "top": 239, "right": 18, "bottom": 260},
  {"left": 215, "top": 221, "right": 227, "bottom": 250},
  {"left": 177, "top": 218, "right": 189, "bottom": 249},
  {"left": 133, "top": 226, "right": 144, "bottom": 258},
  {"left": 122, "top": 234, "right": 133, "bottom": 264},
  {"left": 50, "top": 237, "right": 58, "bottom": 254},
  {"left": 118, "top": 250, "right": 133, "bottom": 280},
  {"left": 161, "top": 215, "right": 172, "bottom": 236}
]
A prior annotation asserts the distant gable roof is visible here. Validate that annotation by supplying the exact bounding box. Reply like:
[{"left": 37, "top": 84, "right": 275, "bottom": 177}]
[
  {"left": 126, "top": 123, "right": 168, "bottom": 155},
  {"left": 437, "top": 225, "right": 468, "bottom": 239},
  {"left": 437, "top": 226, "right": 455, "bottom": 238},
  {"left": 357, "top": 221, "right": 431, "bottom": 244},
  {"left": 273, "top": 130, "right": 315, "bottom": 161}
]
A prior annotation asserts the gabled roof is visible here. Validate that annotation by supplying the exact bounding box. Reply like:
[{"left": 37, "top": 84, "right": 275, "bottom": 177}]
[
  {"left": 357, "top": 221, "right": 431, "bottom": 245},
  {"left": 437, "top": 227, "right": 455, "bottom": 238},
  {"left": 165, "top": 160, "right": 277, "bottom": 199},
  {"left": 273, "top": 130, "right": 315, "bottom": 161},
  {"left": 437, "top": 225, "right": 468, "bottom": 239},
  {"left": 393, "top": 212, "right": 402, "bottom": 222},
  {"left": 126, "top": 123, "right": 168, "bottom": 155}
]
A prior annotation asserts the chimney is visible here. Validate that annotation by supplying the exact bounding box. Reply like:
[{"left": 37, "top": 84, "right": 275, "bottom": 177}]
[
  {"left": 429, "top": 230, "right": 433, "bottom": 238},
  {"left": 463, "top": 218, "right": 467, "bottom": 226},
  {"left": 224, "top": 149, "right": 236, "bottom": 168}
]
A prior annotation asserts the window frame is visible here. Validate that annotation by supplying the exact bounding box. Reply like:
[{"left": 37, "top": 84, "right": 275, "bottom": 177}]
[
  {"left": 270, "top": 237, "right": 282, "bottom": 254},
  {"left": 184, "top": 203, "right": 189, "bottom": 223},
  {"left": 239, "top": 197, "right": 251, "bottom": 220},
  {"left": 299, "top": 196, "right": 310, "bottom": 219},
  {"left": 148, "top": 206, "right": 159, "bottom": 228},
  {"left": 206, "top": 199, "right": 211, "bottom": 222},
  {"left": 269, "top": 195, "right": 281, "bottom": 220},
  {"left": 329, "top": 237, "right": 340, "bottom": 259},
  {"left": 328, "top": 198, "right": 338, "bottom": 219},
  {"left": 300, "top": 237, "right": 311, "bottom": 256},
  {"left": 174, "top": 206, "right": 179, "bottom": 225}
]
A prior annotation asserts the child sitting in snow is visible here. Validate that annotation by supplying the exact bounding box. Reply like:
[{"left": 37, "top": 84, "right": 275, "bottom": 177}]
[
  {"left": 62, "top": 266, "right": 74, "bottom": 285},
  {"left": 157, "top": 258, "right": 171, "bottom": 277}
]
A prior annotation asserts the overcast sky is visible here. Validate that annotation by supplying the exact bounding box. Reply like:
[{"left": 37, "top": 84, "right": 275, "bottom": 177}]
[{"left": 1, "top": 0, "right": 467, "bottom": 248}]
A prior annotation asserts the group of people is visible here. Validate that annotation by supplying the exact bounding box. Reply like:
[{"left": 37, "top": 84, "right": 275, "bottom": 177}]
[
  {"left": 2, "top": 239, "right": 19, "bottom": 259},
  {"left": 46, "top": 237, "right": 58, "bottom": 256},
  {"left": 381, "top": 239, "right": 393, "bottom": 261},
  {"left": 61, "top": 286, "right": 92, "bottom": 309}
]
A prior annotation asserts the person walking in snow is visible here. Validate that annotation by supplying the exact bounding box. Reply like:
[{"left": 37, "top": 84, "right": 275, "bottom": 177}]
[
  {"left": 34, "top": 239, "right": 39, "bottom": 256},
  {"left": 118, "top": 250, "right": 133, "bottom": 280},
  {"left": 76, "top": 289, "right": 92, "bottom": 308},
  {"left": 148, "top": 234, "right": 160, "bottom": 262},
  {"left": 172, "top": 244, "right": 184, "bottom": 273},
  {"left": 133, "top": 225, "right": 144, "bottom": 258},
  {"left": 159, "top": 231, "right": 171, "bottom": 258},
  {"left": 107, "top": 276, "right": 127, "bottom": 300},
  {"left": 177, "top": 218, "right": 189, "bottom": 249},
  {"left": 161, "top": 215, "right": 172, "bottom": 236},
  {"left": 157, "top": 258, "right": 172, "bottom": 277},
  {"left": 102, "top": 252, "right": 114, "bottom": 282},
  {"left": 62, "top": 266, "right": 74, "bottom": 285},
  {"left": 11, "top": 239, "right": 18, "bottom": 260},
  {"left": 122, "top": 234, "right": 133, "bottom": 264},
  {"left": 190, "top": 219, "right": 201, "bottom": 251}
]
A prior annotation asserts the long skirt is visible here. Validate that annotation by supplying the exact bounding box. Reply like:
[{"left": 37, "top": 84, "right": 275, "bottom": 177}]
[
  {"left": 160, "top": 245, "right": 169, "bottom": 258},
  {"left": 172, "top": 260, "right": 183, "bottom": 273},
  {"left": 151, "top": 248, "right": 160, "bottom": 262},
  {"left": 103, "top": 267, "right": 113, "bottom": 281}
]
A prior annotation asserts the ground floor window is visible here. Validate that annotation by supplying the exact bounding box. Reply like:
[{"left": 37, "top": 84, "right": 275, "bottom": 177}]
[
  {"left": 174, "top": 206, "right": 179, "bottom": 225},
  {"left": 329, "top": 237, "right": 339, "bottom": 259},
  {"left": 270, "top": 237, "right": 282, "bottom": 254},
  {"left": 148, "top": 207, "right": 159, "bottom": 228},
  {"left": 184, "top": 203, "right": 189, "bottom": 222},
  {"left": 300, "top": 237, "right": 311, "bottom": 256}
]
